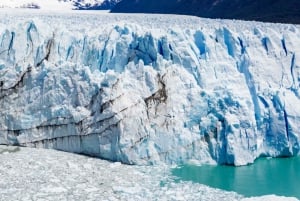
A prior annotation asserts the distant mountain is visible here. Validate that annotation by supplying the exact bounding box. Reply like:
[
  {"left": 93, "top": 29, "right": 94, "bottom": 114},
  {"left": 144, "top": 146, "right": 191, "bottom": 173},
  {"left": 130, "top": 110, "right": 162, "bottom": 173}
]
[
  {"left": 111, "top": 0, "right": 300, "bottom": 24},
  {"left": 74, "top": 0, "right": 121, "bottom": 10},
  {"left": 0, "top": 0, "right": 121, "bottom": 10}
]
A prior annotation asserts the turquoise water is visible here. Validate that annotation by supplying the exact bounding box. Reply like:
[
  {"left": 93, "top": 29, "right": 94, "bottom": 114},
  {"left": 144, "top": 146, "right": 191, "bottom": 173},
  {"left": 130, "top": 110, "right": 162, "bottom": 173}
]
[{"left": 172, "top": 157, "right": 300, "bottom": 198}]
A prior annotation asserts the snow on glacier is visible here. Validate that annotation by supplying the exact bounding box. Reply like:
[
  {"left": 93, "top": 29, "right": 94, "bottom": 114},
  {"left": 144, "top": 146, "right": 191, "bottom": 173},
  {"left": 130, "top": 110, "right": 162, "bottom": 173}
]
[
  {"left": 0, "top": 0, "right": 111, "bottom": 10},
  {"left": 0, "top": 10, "right": 300, "bottom": 166},
  {"left": 0, "top": 0, "right": 75, "bottom": 10}
]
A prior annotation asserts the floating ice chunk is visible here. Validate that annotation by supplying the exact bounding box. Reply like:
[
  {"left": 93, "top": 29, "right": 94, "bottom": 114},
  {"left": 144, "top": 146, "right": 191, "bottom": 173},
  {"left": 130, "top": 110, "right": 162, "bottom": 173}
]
[{"left": 242, "top": 195, "right": 299, "bottom": 201}]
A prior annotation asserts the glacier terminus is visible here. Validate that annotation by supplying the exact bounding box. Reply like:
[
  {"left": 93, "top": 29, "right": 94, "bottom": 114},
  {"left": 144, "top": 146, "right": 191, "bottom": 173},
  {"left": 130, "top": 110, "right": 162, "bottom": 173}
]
[{"left": 0, "top": 10, "right": 300, "bottom": 166}]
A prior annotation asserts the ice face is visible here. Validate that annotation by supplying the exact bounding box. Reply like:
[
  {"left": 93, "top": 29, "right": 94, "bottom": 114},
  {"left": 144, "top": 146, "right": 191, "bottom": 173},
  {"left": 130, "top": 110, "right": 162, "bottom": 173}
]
[{"left": 0, "top": 11, "right": 300, "bottom": 166}]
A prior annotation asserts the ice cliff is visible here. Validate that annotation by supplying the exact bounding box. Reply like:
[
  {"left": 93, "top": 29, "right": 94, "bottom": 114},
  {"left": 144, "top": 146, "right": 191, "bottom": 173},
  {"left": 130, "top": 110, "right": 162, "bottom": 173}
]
[{"left": 0, "top": 11, "right": 300, "bottom": 166}]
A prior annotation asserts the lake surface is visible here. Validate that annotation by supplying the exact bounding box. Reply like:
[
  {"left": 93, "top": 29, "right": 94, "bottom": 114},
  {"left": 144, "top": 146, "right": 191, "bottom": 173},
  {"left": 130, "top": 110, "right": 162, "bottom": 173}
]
[{"left": 172, "top": 157, "right": 300, "bottom": 198}]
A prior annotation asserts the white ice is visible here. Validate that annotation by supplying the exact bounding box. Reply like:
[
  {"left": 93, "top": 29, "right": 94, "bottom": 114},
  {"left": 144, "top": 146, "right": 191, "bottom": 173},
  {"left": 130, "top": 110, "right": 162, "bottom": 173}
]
[{"left": 0, "top": 10, "right": 300, "bottom": 166}]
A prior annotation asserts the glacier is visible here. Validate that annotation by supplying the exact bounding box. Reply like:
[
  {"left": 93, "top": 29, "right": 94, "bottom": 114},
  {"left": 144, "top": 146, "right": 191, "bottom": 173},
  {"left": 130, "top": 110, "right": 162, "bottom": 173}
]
[{"left": 0, "top": 10, "right": 300, "bottom": 166}]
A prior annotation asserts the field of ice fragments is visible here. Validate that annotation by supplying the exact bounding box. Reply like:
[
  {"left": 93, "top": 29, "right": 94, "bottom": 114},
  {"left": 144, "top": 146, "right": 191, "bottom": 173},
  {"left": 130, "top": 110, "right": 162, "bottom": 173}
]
[{"left": 0, "top": 146, "right": 298, "bottom": 201}]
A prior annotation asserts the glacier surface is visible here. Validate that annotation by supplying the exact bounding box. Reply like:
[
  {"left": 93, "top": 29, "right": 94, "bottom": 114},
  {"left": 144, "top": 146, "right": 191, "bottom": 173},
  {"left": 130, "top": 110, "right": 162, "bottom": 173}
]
[{"left": 0, "top": 10, "right": 300, "bottom": 166}]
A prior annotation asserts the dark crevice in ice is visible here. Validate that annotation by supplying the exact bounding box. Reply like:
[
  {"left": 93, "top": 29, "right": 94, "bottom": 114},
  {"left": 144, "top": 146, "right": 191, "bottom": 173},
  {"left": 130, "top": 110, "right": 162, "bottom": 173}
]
[
  {"left": 36, "top": 35, "right": 54, "bottom": 67},
  {"left": 281, "top": 38, "right": 288, "bottom": 56},
  {"left": 0, "top": 66, "right": 32, "bottom": 99}
]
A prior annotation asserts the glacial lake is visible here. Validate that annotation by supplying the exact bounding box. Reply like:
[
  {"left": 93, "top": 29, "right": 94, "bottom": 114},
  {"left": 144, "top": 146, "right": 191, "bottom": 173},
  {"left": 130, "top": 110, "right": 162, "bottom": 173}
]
[{"left": 172, "top": 157, "right": 300, "bottom": 199}]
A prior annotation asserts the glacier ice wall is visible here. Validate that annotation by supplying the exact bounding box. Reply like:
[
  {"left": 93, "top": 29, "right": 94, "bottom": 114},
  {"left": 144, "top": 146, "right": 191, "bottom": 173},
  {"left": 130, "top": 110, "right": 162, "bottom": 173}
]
[{"left": 0, "top": 12, "right": 300, "bottom": 165}]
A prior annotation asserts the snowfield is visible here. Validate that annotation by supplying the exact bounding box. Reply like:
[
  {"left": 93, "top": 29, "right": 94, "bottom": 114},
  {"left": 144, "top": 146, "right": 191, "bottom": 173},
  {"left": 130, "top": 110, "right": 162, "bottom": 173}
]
[
  {"left": 0, "top": 0, "right": 117, "bottom": 10},
  {"left": 0, "top": 10, "right": 300, "bottom": 166},
  {"left": 0, "top": 0, "right": 74, "bottom": 10},
  {"left": 0, "top": 146, "right": 298, "bottom": 201}
]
